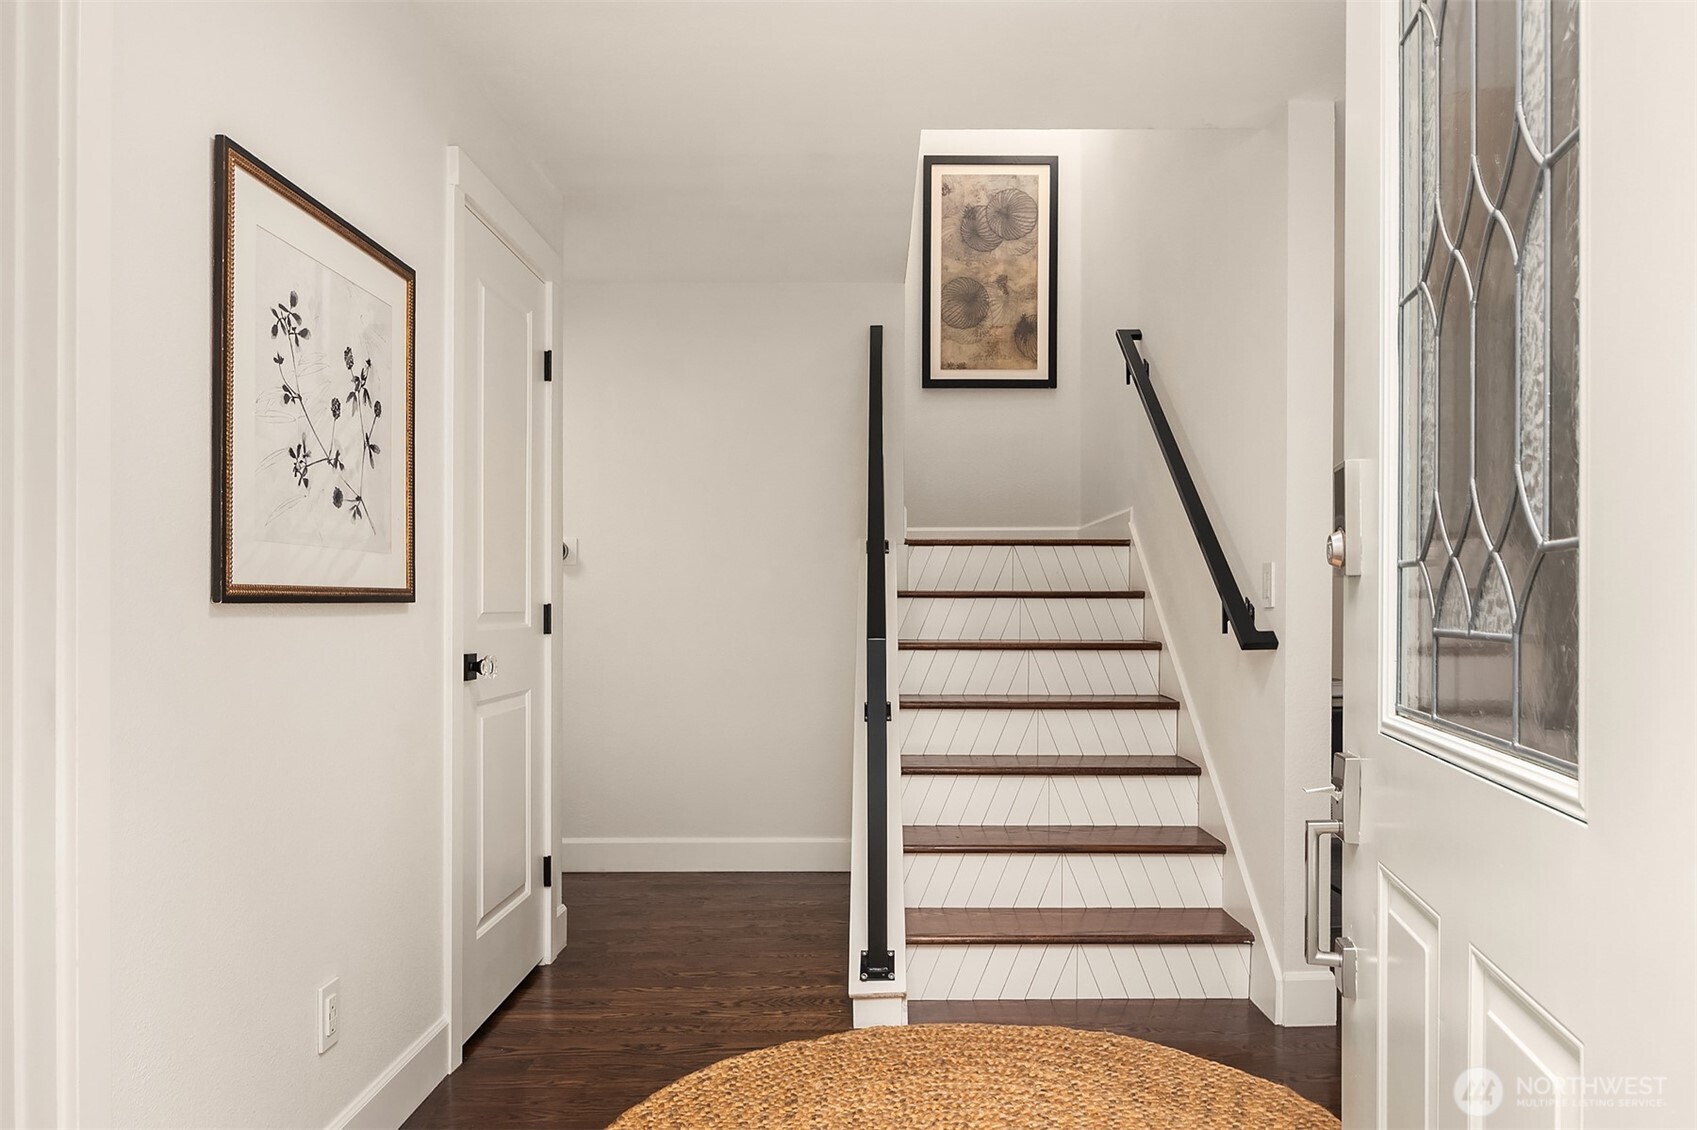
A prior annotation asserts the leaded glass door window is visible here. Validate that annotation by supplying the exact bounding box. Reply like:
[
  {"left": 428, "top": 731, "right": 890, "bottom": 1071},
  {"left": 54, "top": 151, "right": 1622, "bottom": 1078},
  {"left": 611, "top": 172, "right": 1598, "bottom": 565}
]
[{"left": 1397, "top": 0, "right": 1579, "bottom": 773}]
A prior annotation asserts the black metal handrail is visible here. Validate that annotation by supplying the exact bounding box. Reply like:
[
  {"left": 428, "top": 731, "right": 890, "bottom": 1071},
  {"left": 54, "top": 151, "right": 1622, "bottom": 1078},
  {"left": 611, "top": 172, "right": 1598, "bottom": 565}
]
[
  {"left": 861, "top": 325, "right": 895, "bottom": 981},
  {"left": 1118, "top": 329, "right": 1278, "bottom": 651}
]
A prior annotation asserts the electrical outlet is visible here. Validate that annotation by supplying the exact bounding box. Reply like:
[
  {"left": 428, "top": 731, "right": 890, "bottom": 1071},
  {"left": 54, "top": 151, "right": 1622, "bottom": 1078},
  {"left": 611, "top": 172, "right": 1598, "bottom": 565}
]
[
  {"left": 318, "top": 978, "right": 340, "bottom": 1054},
  {"left": 1261, "top": 562, "right": 1277, "bottom": 610}
]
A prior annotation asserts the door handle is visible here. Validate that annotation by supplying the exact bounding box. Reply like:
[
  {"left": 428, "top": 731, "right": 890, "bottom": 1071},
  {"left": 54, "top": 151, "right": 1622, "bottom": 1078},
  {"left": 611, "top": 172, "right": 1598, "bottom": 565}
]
[
  {"left": 462, "top": 653, "right": 498, "bottom": 682},
  {"left": 1304, "top": 818, "right": 1342, "bottom": 970},
  {"left": 1304, "top": 817, "right": 1359, "bottom": 998}
]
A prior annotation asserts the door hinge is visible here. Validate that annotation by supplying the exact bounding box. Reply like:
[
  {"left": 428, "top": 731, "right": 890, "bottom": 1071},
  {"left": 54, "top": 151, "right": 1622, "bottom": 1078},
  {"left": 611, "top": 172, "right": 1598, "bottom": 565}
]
[
  {"left": 543, "top": 349, "right": 553, "bottom": 383},
  {"left": 542, "top": 855, "right": 552, "bottom": 888},
  {"left": 543, "top": 603, "right": 552, "bottom": 635},
  {"left": 862, "top": 702, "right": 891, "bottom": 722}
]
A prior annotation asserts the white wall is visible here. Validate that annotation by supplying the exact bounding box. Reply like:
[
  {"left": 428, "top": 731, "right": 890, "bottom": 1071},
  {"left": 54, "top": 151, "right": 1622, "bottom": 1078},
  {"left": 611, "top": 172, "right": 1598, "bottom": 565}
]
[
  {"left": 73, "top": 3, "right": 560, "bottom": 1125},
  {"left": 903, "top": 131, "right": 1085, "bottom": 531},
  {"left": 555, "top": 281, "right": 903, "bottom": 870},
  {"left": 1075, "top": 116, "right": 1337, "bottom": 1023}
]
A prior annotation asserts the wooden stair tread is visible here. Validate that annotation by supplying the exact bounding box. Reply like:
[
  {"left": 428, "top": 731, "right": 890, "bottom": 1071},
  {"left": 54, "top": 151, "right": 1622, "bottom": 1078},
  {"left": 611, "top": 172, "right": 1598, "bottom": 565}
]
[
  {"left": 899, "top": 589, "right": 1144, "bottom": 599},
  {"left": 899, "top": 639, "right": 1160, "bottom": 651},
  {"left": 906, "top": 538, "right": 1131, "bottom": 547},
  {"left": 906, "top": 907, "right": 1252, "bottom": 946},
  {"left": 901, "top": 754, "right": 1199, "bottom": 777},
  {"left": 904, "top": 825, "right": 1225, "bottom": 854},
  {"left": 902, "top": 694, "right": 1178, "bottom": 711}
]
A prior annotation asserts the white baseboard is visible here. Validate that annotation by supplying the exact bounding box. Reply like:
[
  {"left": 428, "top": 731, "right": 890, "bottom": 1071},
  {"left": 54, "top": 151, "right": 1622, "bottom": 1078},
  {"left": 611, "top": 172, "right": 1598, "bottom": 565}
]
[
  {"left": 1077, "top": 507, "right": 1134, "bottom": 537},
  {"left": 853, "top": 995, "right": 908, "bottom": 1028},
  {"left": 907, "top": 508, "right": 1133, "bottom": 542},
  {"left": 1249, "top": 941, "right": 1279, "bottom": 1024},
  {"left": 558, "top": 836, "right": 851, "bottom": 871},
  {"left": 329, "top": 1017, "right": 449, "bottom": 1130},
  {"left": 1278, "top": 969, "right": 1341, "bottom": 1027},
  {"left": 906, "top": 523, "right": 1088, "bottom": 540}
]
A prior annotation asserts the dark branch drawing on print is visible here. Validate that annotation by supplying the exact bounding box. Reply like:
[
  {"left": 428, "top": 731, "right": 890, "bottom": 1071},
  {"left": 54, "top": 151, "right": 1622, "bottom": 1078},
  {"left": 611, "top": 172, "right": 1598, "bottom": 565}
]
[
  {"left": 939, "top": 173, "right": 1040, "bottom": 370},
  {"left": 253, "top": 229, "right": 393, "bottom": 554}
]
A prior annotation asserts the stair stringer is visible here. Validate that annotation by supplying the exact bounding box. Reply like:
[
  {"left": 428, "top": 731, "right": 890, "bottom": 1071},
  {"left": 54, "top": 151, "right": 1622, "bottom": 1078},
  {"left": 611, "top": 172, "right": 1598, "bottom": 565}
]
[{"left": 1119, "top": 511, "right": 1283, "bottom": 1024}]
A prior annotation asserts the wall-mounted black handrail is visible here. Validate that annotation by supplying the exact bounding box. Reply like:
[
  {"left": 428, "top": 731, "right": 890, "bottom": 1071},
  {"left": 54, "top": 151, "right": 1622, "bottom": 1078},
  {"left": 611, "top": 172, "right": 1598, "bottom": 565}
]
[
  {"left": 861, "top": 325, "right": 895, "bottom": 981},
  {"left": 1118, "top": 329, "right": 1278, "bottom": 651}
]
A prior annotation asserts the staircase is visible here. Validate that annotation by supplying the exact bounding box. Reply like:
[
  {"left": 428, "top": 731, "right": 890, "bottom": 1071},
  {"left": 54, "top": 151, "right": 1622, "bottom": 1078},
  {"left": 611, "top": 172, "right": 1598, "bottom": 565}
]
[{"left": 896, "top": 537, "right": 1254, "bottom": 1003}]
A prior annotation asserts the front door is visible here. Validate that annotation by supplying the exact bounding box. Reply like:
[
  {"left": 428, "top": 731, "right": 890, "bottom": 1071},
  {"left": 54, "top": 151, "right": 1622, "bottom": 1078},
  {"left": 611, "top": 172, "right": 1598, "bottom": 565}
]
[
  {"left": 1336, "top": 1, "right": 1697, "bottom": 1126},
  {"left": 456, "top": 205, "right": 550, "bottom": 1039}
]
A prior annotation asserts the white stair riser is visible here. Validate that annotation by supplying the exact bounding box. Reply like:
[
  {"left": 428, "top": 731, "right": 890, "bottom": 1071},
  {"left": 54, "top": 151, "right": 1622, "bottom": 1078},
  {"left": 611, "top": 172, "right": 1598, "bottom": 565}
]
[
  {"left": 906, "top": 544, "right": 1129, "bottom": 593},
  {"left": 901, "top": 774, "right": 1197, "bottom": 827},
  {"left": 899, "top": 709, "right": 1178, "bottom": 757},
  {"left": 899, "top": 648, "right": 1160, "bottom": 696},
  {"left": 904, "top": 853, "right": 1223, "bottom": 909},
  {"left": 905, "top": 943, "right": 1250, "bottom": 1001},
  {"left": 898, "top": 596, "right": 1146, "bottom": 642}
]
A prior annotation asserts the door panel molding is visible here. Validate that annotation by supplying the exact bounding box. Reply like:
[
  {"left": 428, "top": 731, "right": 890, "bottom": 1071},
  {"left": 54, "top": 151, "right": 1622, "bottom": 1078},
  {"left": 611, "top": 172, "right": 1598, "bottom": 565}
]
[
  {"left": 1467, "top": 947, "right": 1582, "bottom": 1129},
  {"left": 474, "top": 693, "right": 534, "bottom": 934},
  {"left": 1378, "top": 867, "right": 1439, "bottom": 1130}
]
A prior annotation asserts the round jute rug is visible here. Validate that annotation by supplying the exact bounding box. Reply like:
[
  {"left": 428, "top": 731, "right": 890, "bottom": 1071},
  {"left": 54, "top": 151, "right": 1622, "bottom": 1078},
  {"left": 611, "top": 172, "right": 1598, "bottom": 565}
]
[{"left": 610, "top": 1023, "right": 1340, "bottom": 1129}]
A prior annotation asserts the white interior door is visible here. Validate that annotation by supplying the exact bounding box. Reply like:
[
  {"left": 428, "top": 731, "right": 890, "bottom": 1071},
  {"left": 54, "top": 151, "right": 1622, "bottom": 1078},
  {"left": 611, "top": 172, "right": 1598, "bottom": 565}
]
[
  {"left": 1337, "top": 1, "right": 1697, "bottom": 1126},
  {"left": 457, "top": 204, "right": 550, "bottom": 1039}
]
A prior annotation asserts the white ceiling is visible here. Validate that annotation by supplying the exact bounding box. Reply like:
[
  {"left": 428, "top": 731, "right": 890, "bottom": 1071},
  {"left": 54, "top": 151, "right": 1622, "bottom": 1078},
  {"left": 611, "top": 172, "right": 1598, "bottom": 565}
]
[{"left": 415, "top": 1, "right": 1345, "bottom": 281}]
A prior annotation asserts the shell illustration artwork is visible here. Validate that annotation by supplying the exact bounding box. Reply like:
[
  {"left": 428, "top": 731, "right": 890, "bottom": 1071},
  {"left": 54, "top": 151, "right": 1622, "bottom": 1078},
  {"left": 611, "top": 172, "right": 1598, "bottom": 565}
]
[
  {"left": 1013, "top": 313, "right": 1039, "bottom": 362},
  {"left": 958, "top": 205, "right": 1004, "bottom": 254},
  {"left": 940, "top": 277, "right": 991, "bottom": 329},
  {"left": 937, "top": 168, "right": 1045, "bottom": 373},
  {"left": 985, "top": 188, "right": 1038, "bottom": 241}
]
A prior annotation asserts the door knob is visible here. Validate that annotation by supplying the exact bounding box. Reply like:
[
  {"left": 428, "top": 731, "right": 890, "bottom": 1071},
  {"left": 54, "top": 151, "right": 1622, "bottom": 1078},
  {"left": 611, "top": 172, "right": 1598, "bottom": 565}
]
[
  {"left": 462, "top": 653, "right": 498, "bottom": 682},
  {"left": 1325, "top": 527, "right": 1347, "bottom": 569}
]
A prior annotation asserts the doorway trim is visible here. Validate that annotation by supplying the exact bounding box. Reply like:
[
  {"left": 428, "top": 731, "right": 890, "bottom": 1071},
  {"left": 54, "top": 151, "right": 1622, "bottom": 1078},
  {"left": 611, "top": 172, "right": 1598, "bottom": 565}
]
[
  {"left": 443, "top": 147, "right": 563, "bottom": 1065},
  {"left": 3, "top": 2, "right": 116, "bottom": 1124}
]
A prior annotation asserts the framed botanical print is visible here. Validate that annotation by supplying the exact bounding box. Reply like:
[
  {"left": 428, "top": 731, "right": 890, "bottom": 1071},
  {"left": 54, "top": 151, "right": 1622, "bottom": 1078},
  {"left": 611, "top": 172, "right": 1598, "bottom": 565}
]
[
  {"left": 212, "top": 135, "right": 416, "bottom": 602},
  {"left": 922, "top": 155, "right": 1058, "bottom": 389}
]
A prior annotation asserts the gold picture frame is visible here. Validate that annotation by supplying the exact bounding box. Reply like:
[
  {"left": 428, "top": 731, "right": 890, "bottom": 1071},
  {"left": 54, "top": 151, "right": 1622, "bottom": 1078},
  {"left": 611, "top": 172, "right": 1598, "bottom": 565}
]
[{"left": 212, "top": 135, "right": 416, "bottom": 602}]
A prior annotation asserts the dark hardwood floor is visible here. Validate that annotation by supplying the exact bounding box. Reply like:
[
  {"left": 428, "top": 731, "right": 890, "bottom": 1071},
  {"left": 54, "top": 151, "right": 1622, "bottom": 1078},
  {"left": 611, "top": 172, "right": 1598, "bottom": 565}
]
[
  {"left": 405, "top": 872, "right": 852, "bottom": 1129},
  {"left": 404, "top": 872, "right": 1339, "bottom": 1128}
]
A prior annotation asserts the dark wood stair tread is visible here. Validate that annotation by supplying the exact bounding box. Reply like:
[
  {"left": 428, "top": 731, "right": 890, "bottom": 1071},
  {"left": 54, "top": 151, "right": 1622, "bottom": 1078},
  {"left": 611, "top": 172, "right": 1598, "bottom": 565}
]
[
  {"left": 901, "top": 754, "right": 1199, "bottom": 777},
  {"left": 904, "top": 825, "right": 1225, "bottom": 854},
  {"left": 902, "top": 694, "right": 1178, "bottom": 711},
  {"left": 906, "top": 907, "right": 1252, "bottom": 946},
  {"left": 900, "top": 639, "right": 1160, "bottom": 651},
  {"left": 899, "top": 589, "right": 1144, "bottom": 599},
  {"left": 906, "top": 538, "right": 1131, "bottom": 547}
]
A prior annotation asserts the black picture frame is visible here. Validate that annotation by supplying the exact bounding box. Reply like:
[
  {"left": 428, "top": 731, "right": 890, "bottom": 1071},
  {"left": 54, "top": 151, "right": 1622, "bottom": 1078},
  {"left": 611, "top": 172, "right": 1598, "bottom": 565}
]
[{"left": 921, "top": 154, "right": 1059, "bottom": 389}]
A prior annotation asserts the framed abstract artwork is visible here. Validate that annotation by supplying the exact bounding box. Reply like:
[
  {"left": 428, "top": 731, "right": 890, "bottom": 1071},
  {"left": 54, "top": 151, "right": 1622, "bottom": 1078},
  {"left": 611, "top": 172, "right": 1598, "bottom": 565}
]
[
  {"left": 921, "top": 155, "right": 1058, "bottom": 389},
  {"left": 212, "top": 136, "right": 416, "bottom": 602}
]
